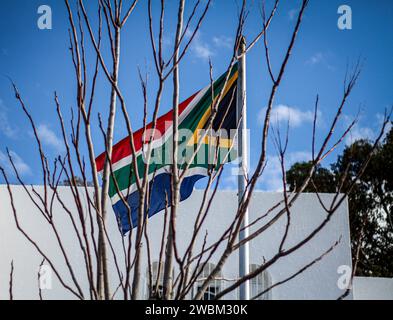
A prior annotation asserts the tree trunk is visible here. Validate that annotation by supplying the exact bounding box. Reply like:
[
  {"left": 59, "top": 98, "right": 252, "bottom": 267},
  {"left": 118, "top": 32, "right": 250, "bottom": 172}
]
[
  {"left": 163, "top": 0, "right": 185, "bottom": 300},
  {"left": 98, "top": 26, "right": 121, "bottom": 300}
]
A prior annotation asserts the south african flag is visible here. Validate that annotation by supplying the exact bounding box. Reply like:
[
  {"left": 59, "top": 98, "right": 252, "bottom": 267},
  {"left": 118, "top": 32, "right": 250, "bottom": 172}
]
[{"left": 96, "top": 64, "right": 239, "bottom": 233}]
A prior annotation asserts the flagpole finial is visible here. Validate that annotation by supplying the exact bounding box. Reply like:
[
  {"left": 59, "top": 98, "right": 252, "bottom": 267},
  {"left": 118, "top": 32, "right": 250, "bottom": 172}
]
[
  {"left": 240, "top": 35, "right": 246, "bottom": 47},
  {"left": 238, "top": 36, "right": 246, "bottom": 59}
]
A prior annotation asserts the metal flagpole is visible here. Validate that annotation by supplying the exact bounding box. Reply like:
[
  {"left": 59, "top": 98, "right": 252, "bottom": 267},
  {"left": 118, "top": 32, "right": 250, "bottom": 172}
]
[{"left": 237, "top": 36, "right": 250, "bottom": 300}]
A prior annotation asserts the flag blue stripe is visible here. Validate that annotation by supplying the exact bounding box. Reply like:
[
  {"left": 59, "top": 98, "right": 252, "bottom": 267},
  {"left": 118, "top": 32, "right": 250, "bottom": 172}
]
[{"left": 112, "top": 172, "right": 206, "bottom": 234}]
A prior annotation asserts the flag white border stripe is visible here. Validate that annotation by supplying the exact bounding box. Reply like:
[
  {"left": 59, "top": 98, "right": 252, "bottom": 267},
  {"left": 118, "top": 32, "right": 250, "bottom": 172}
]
[
  {"left": 99, "top": 85, "right": 210, "bottom": 175},
  {"left": 110, "top": 165, "right": 208, "bottom": 205}
]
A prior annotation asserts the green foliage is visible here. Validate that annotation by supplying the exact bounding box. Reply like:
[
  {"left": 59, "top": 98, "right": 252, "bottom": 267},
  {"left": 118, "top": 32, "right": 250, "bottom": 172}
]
[
  {"left": 286, "top": 162, "right": 336, "bottom": 193},
  {"left": 286, "top": 124, "right": 393, "bottom": 277}
]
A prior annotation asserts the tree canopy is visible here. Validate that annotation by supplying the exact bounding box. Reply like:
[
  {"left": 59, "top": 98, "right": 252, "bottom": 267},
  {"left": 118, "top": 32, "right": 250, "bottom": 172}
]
[{"left": 286, "top": 123, "right": 393, "bottom": 277}]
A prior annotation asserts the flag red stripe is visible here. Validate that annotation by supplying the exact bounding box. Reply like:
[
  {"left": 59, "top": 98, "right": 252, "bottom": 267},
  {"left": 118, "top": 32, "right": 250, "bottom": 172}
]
[{"left": 95, "top": 91, "right": 199, "bottom": 172}]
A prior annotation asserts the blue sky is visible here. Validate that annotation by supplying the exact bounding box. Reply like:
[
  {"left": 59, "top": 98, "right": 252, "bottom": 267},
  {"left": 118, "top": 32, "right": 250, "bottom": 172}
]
[{"left": 0, "top": 0, "right": 392, "bottom": 191}]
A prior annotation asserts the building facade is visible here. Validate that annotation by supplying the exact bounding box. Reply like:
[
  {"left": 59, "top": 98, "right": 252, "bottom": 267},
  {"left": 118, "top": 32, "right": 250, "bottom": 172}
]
[{"left": 0, "top": 186, "right": 354, "bottom": 300}]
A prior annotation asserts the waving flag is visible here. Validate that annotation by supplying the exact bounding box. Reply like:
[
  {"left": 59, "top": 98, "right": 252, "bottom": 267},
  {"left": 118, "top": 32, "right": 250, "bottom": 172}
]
[{"left": 96, "top": 64, "right": 239, "bottom": 233}]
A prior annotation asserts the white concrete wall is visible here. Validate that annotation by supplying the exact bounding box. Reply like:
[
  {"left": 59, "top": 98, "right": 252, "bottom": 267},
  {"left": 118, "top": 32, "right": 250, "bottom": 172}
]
[
  {"left": 0, "top": 186, "right": 353, "bottom": 300},
  {"left": 353, "top": 277, "right": 393, "bottom": 300}
]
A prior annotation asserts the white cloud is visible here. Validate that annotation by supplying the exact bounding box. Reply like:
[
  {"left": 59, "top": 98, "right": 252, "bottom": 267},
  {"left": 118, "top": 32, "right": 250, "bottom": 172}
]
[
  {"left": 258, "top": 105, "right": 315, "bottom": 128},
  {"left": 342, "top": 114, "right": 388, "bottom": 145},
  {"left": 306, "top": 52, "right": 336, "bottom": 70},
  {"left": 288, "top": 8, "right": 298, "bottom": 21},
  {"left": 0, "top": 150, "right": 31, "bottom": 176},
  {"left": 376, "top": 113, "right": 393, "bottom": 140},
  {"left": 212, "top": 36, "right": 233, "bottom": 49},
  {"left": 306, "top": 52, "right": 324, "bottom": 66},
  {"left": 36, "top": 124, "right": 64, "bottom": 152},
  {"left": 340, "top": 112, "right": 393, "bottom": 146},
  {"left": 345, "top": 124, "right": 375, "bottom": 145},
  {"left": 260, "top": 151, "right": 312, "bottom": 191},
  {"left": 185, "top": 30, "right": 214, "bottom": 61},
  {"left": 194, "top": 42, "right": 213, "bottom": 60},
  {"left": 192, "top": 37, "right": 214, "bottom": 60},
  {"left": 162, "top": 35, "right": 173, "bottom": 49},
  {"left": 0, "top": 99, "right": 18, "bottom": 139},
  {"left": 184, "top": 31, "right": 233, "bottom": 61}
]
